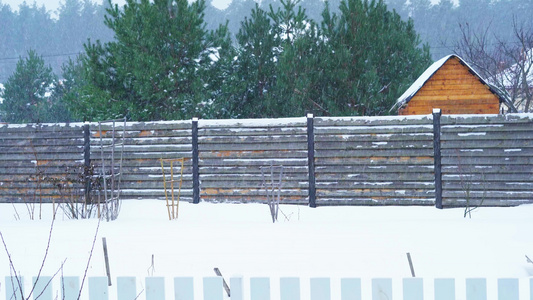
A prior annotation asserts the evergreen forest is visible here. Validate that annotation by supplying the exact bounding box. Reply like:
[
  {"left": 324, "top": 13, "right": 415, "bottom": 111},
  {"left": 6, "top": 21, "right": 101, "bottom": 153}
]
[{"left": 0, "top": 0, "right": 531, "bottom": 122}]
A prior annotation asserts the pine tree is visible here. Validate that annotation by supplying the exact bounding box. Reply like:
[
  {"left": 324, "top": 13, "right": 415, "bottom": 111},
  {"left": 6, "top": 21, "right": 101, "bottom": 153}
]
[
  {"left": 0, "top": 50, "right": 59, "bottom": 123},
  {"left": 79, "top": 0, "right": 231, "bottom": 121},
  {"left": 222, "top": 4, "right": 281, "bottom": 118},
  {"left": 316, "top": 0, "right": 432, "bottom": 116}
]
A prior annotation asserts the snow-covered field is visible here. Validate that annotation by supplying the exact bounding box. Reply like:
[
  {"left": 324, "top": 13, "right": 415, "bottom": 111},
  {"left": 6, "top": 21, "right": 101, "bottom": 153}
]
[{"left": 1, "top": 200, "right": 533, "bottom": 299}]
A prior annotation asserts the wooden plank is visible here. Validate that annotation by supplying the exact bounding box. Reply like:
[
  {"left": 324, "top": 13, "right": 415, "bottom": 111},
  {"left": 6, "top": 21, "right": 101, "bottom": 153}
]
[
  {"left": 203, "top": 277, "right": 223, "bottom": 300},
  {"left": 434, "top": 278, "right": 455, "bottom": 300},
  {"left": 317, "top": 189, "right": 435, "bottom": 197},
  {"left": 442, "top": 149, "right": 533, "bottom": 158},
  {"left": 250, "top": 278, "right": 270, "bottom": 300},
  {"left": 316, "top": 165, "right": 435, "bottom": 173},
  {"left": 315, "top": 133, "right": 433, "bottom": 143},
  {"left": 61, "top": 277, "right": 80, "bottom": 300},
  {"left": 315, "top": 126, "right": 433, "bottom": 135},
  {"left": 117, "top": 277, "right": 137, "bottom": 300},
  {"left": 201, "top": 195, "right": 305, "bottom": 203},
  {"left": 340, "top": 278, "right": 361, "bottom": 300},
  {"left": 200, "top": 181, "right": 306, "bottom": 189},
  {"left": 315, "top": 141, "right": 433, "bottom": 151},
  {"left": 199, "top": 135, "right": 307, "bottom": 143},
  {"left": 310, "top": 278, "right": 330, "bottom": 300},
  {"left": 5, "top": 276, "right": 24, "bottom": 300},
  {"left": 230, "top": 277, "right": 243, "bottom": 300},
  {"left": 403, "top": 278, "right": 423, "bottom": 300},
  {"left": 441, "top": 131, "right": 533, "bottom": 141},
  {"left": 315, "top": 116, "right": 433, "bottom": 126},
  {"left": 466, "top": 278, "right": 487, "bottom": 300},
  {"left": 406, "top": 98, "right": 498, "bottom": 107},
  {"left": 199, "top": 158, "right": 308, "bottom": 167},
  {"left": 371, "top": 278, "right": 392, "bottom": 300},
  {"left": 316, "top": 182, "right": 434, "bottom": 190},
  {"left": 441, "top": 139, "right": 533, "bottom": 149},
  {"left": 423, "top": 78, "right": 481, "bottom": 86},
  {"left": 315, "top": 149, "right": 434, "bottom": 157},
  {"left": 497, "top": 278, "right": 518, "bottom": 300},
  {"left": 200, "top": 150, "right": 308, "bottom": 159},
  {"left": 200, "top": 174, "right": 308, "bottom": 181},
  {"left": 441, "top": 114, "right": 533, "bottom": 125},
  {"left": 444, "top": 182, "right": 533, "bottom": 190},
  {"left": 199, "top": 127, "right": 306, "bottom": 137},
  {"left": 280, "top": 278, "right": 300, "bottom": 300},
  {"left": 199, "top": 142, "right": 307, "bottom": 151},
  {"left": 443, "top": 190, "right": 533, "bottom": 198},
  {"left": 88, "top": 277, "right": 109, "bottom": 300},
  {"left": 200, "top": 167, "right": 307, "bottom": 176},
  {"left": 317, "top": 198, "right": 436, "bottom": 205},
  {"left": 92, "top": 121, "right": 191, "bottom": 131},
  {"left": 403, "top": 106, "right": 500, "bottom": 115},
  {"left": 198, "top": 117, "right": 306, "bottom": 128},
  {"left": 174, "top": 277, "right": 194, "bottom": 300},
  {"left": 315, "top": 156, "right": 434, "bottom": 165},
  {"left": 316, "top": 172, "right": 434, "bottom": 181},
  {"left": 442, "top": 156, "right": 533, "bottom": 165},
  {"left": 201, "top": 188, "right": 306, "bottom": 197}
]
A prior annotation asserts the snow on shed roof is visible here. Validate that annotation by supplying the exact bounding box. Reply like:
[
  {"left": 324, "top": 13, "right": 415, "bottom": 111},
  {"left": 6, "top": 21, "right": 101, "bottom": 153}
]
[{"left": 391, "top": 54, "right": 515, "bottom": 112}]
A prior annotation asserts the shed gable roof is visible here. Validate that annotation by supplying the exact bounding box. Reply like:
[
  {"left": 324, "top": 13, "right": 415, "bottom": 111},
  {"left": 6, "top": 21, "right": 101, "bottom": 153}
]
[{"left": 391, "top": 54, "right": 514, "bottom": 112}]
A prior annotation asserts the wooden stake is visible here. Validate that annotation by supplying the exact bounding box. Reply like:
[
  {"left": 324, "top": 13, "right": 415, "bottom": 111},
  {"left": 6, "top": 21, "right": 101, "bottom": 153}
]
[
  {"left": 213, "top": 267, "right": 230, "bottom": 297},
  {"left": 102, "top": 237, "right": 112, "bottom": 286},
  {"left": 407, "top": 252, "right": 416, "bottom": 277}
]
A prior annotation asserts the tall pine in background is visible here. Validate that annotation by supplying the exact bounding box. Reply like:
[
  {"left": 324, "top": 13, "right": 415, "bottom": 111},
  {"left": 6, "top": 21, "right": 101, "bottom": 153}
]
[
  {"left": 316, "top": 0, "right": 432, "bottom": 116},
  {"left": 0, "top": 50, "right": 65, "bottom": 123},
  {"left": 75, "top": 0, "right": 232, "bottom": 121}
]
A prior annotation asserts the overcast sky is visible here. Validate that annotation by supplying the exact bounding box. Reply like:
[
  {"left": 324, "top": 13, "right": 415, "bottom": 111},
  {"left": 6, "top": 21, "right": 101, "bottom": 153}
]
[{"left": 2, "top": 0, "right": 231, "bottom": 15}]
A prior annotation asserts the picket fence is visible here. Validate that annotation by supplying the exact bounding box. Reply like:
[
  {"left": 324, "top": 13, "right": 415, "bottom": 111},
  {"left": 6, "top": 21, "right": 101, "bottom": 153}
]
[{"left": 3, "top": 276, "right": 533, "bottom": 300}]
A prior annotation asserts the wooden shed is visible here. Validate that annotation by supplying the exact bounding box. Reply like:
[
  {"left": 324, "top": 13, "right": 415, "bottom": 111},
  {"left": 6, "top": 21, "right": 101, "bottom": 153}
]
[{"left": 391, "top": 55, "right": 515, "bottom": 115}]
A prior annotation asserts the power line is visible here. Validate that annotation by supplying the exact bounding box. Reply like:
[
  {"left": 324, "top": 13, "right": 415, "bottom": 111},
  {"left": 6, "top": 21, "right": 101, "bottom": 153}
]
[{"left": 0, "top": 51, "right": 83, "bottom": 62}]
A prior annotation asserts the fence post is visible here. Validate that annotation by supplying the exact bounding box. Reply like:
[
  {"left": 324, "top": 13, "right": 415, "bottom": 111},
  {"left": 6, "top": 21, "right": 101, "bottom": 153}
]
[
  {"left": 433, "top": 109, "right": 443, "bottom": 209},
  {"left": 307, "top": 114, "right": 316, "bottom": 208},
  {"left": 84, "top": 123, "right": 91, "bottom": 204},
  {"left": 192, "top": 118, "right": 200, "bottom": 204}
]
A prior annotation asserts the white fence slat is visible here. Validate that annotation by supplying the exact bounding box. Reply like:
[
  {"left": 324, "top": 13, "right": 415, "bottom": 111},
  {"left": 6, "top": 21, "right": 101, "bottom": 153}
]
[
  {"left": 61, "top": 276, "right": 80, "bottom": 300},
  {"left": 5, "top": 276, "right": 24, "bottom": 300},
  {"left": 146, "top": 277, "right": 165, "bottom": 300},
  {"left": 372, "top": 278, "right": 392, "bottom": 300},
  {"left": 250, "top": 277, "right": 270, "bottom": 300},
  {"left": 497, "top": 278, "right": 518, "bottom": 300},
  {"left": 466, "top": 278, "right": 487, "bottom": 300},
  {"left": 32, "top": 276, "right": 52, "bottom": 300},
  {"left": 117, "top": 277, "right": 136, "bottom": 300},
  {"left": 340, "top": 278, "right": 361, "bottom": 300},
  {"left": 203, "top": 277, "right": 223, "bottom": 300},
  {"left": 280, "top": 277, "right": 300, "bottom": 300},
  {"left": 434, "top": 278, "right": 455, "bottom": 300},
  {"left": 531, "top": 278, "right": 533, "bottom": 300},
  {"left": 230, "top": 277, "right": 244, "bottom": 300},
  {"left": 310, "top": 278, "right": 330, "bottom": 300},
  {"left": 403, "top": 278, "right": 423, "bottom": 300},
  {"left": 88, "top": 277, "right": 109, "bottom": 300},
  {"left": 175, "top": 277, "right": 194, "bottom": 300}
]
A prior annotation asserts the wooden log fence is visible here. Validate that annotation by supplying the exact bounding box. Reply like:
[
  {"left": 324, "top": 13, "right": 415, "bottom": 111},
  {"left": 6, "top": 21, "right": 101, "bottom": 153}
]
[
  {"left": 0, "top": 113, "right": 532, "bottom": 207},
  {"left": 3, "top": 276, "right": 533, "bottom": 300}
]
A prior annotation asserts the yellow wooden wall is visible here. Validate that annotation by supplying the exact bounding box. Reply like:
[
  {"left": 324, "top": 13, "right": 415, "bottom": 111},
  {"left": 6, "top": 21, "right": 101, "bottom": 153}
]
[{"left": 399, "top": 57, "right": 500, "bottom": 115}]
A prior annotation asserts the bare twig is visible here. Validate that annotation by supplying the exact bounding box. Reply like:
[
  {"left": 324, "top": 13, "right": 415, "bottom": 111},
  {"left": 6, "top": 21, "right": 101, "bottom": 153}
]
[
  {"left": 28, "top": 206, "right": 60, "bottom": 299},
  {"left": 1, "top": 231, "right": 24, "bottom": 299},
  {"left": 78, "top": 218, "right": 102, "bottom": 300}
]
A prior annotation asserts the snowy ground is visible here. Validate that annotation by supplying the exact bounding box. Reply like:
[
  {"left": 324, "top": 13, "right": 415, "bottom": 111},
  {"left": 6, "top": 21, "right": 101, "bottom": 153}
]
[{"left": 1, "top": 200, "right": 533, "bottom": 299}]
